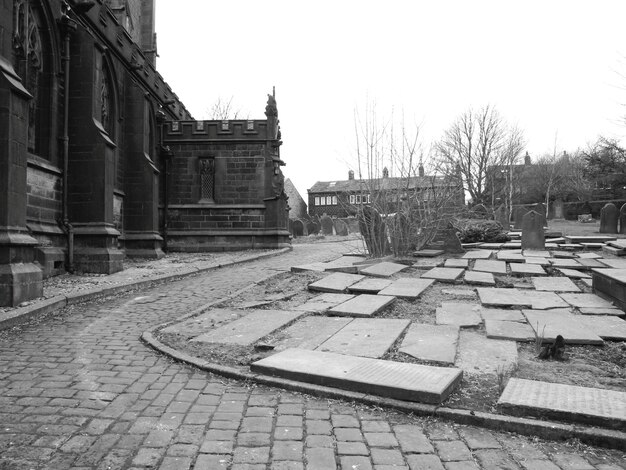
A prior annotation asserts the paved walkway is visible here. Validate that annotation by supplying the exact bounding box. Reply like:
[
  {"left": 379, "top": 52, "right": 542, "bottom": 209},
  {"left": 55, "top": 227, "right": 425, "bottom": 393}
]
[{"left": 0, "top": 241, "right": 624, "bottom": 469}]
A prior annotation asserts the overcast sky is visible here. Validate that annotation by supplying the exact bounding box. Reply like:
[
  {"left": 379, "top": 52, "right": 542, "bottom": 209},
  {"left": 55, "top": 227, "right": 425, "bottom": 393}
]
[{"left": 156, "top": 0, "right": 626, "bottom": 200}]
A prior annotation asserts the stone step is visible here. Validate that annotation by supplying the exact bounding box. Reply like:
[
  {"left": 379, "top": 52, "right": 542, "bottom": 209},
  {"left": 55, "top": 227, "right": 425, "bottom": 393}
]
[
  {"left": 251, "top": 348, "right": 463, "bottom": 404},
  {"left": 498, "top": 378, "right": 626, "bottom": 430}
]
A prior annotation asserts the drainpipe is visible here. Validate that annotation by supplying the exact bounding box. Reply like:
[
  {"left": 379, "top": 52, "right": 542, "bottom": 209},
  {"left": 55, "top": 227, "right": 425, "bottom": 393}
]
[{"left": 59, "top": 12, "right": 77, "bottom": 273}]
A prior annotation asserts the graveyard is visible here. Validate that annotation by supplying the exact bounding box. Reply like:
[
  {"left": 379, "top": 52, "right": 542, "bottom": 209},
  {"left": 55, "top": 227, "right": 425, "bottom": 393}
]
[{"left": 152, "top": 216, "right": 626, "bottom": 434}]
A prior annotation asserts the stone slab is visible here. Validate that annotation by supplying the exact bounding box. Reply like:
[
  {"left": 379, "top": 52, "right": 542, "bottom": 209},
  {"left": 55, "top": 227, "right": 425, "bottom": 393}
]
[
  {"left": 579, "top": 307, "right": 625, "bottom": 317},
  {"left": 523, "top": 257, "right": 550, "bottom": 266},
  {"left": 552, "top": 250, "right": 577, "bottom": 259},
  {"left": 578, "top": 315, "right": 626, "bottom": 340},
  {"left": 608, "top": 239, "right": 626, "bottom": 249},
  {"left": 192, "top": 309, "right": 305, "bottom": 345},
  {"left": 412, "top": 259, "right": 444, "bottom": 269},
  {"left": 555, "top": 268, "right": 591, "bottom": 279},
  {"left": 462, "top": 250, "right": 493, "bottom": 260},
  {"left": 359, "top": 261, "right": 408, "bottom": 278},
  {"left": 502, "top": 242, "right": 522, "bottom": 249},
  {"left": 294, "top": 293, "right": 356, "bottom": 312},
  {"left": 496, "top": 252, "right": 526, "bottom": 263},
  {"left": 464, "top": 270, "right": 495, "bottom": 286},
  {"left": 559, "top": 293, "right": 615, "bottom": 309},
  {"left": 522, "top": 309, "right": 604, "bottom": 345},
  {"left": 378, "top": 278, "right": 435, "bottom": 299},
  {"left": 347, "top": 278, "right": 393, "bottom": 294},
  {"left": 308, "top": 272, "right": 365, "bottom": 293},
  {"left": 316, "top": 318, "right": 410, "bottom": 358},
  {"left": 456, "top": 330, "right": 518, "bottom": 375},
  {"left": 523, "top": 250, "right": 551, "bottom": 258},
  {"left": 576, "top": 252, "right": 604, "bottom": 259},
  {"left": 597, "top": 258, "right": 626, "bottom": 269},
  {"left": 273, "top": 316, "right": 353, "bottom": 351},
  {"left": 251, "top": 348, "right": 463, "bottom": 404},
  {"left": 435, "top": 302, "right": 482, "bottom": 327},
  {"left": 413, "top": 249, "right": 445, "bottom": 257},
  {"left": 592, "top": 268, "right": 626, "bottom": 283},
  {"left": 399, "top": 323, "right": 460, "bottom": 365},
  {"left": 291, "top": 262, "right": 328, "bottom": 273},
  {"left": 576, "top": 258, "right": 606, "bottom": 269},
  {"left": 509, "top": 263, "right": 547, "bottom": 276},
  {"left": 328, "top": 294, "right": 396, "bottom": 317},
  {"left": 531, "top": 277, "right": 580, "bottom": 292},
  {"left": 498, "top": 378, "right": 626, "bottom": 430},
  {"left": 479, "top": 308, "right": 526, "bottom": 322},
  {"left": 473, "top": 260, "right": 507, "bottom": 275},
  {"left": 565, "top": 235, "right": 617, "bottom": 243},
  {"left": 578, "top": 246, "right": 604, "bottom": 253},
  {"left": 162, "top": 308, "right": 240, "bottom": 336},
  {"left": 444, "top": 258, "right": 469, "bottom": 268},
  {"left": 441, "top": 288, "right": 477, "bottom": 298},
  {"left": 481, "top": 243, "right": 504, "bottom": 249},
  {"left": 421, "top": 267, "right": 465, "bottom": 283},
  {"left": 478, "top": 288, "right": 569, "bottom": 310},
  {"left": 485, "top": 319, "right": 535, "bottom": 342},
  {"left": 549, "top": 258, "right": 583, "bottom": 269}
]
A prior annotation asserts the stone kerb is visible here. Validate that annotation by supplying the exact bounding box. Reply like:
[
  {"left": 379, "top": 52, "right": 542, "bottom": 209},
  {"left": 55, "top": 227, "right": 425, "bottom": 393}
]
[{"left": 599, "top": 203, "right": 618, "bottom": 234}]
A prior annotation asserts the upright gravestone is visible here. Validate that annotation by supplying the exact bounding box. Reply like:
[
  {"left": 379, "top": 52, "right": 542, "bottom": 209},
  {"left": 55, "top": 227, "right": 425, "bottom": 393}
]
[
  {"left": 580, "top": 201, "right": 592, "bottom": 217},
  {"left": 552, "top": 199, "right": 564, "bottom": 219},
  {"left": 320, "top": 215, "right": 334, "bottom": 235},
  {"left": 334, "top": 218, "right": 348, "bottom": 236},
  {"left": 307, "top": 220, "right": 320, "bottom": 235},
  {"left": 494, "top": 205, "right": 509, "bottom": 229},
  {"left": 599, "top": 203, "right": 618, "bottom": 234},
  {"left": 620, "top": 204, "right": 626, "bottom": 235},
  {"left": 521, "top": 210, "right": 545, "bottom": 250},
  {"left": 292, "top": 219, "right": 305, "bottom": 237},
  {"left": 513, "top": 206, "right": 529, "bottom": 230},
  {"left": 440, "top": 224, "right": 464, "bottom": 253}
]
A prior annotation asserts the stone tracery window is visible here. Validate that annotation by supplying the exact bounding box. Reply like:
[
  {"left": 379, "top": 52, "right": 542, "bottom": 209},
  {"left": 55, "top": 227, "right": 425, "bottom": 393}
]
[{"left": 199, "top": 158, "right": 215, "bottom": 202}]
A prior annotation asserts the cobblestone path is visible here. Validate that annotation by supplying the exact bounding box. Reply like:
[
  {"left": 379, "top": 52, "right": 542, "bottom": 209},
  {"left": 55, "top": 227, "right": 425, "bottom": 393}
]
[{"left": 0, "top": 242, "right": 624, "bottom": 469}]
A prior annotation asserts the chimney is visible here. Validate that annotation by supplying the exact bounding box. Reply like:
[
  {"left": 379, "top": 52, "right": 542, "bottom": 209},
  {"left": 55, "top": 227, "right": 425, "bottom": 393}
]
[
  {"left": 382, "top": 167, "right": 389, "bottom": 178},
  {"left": 418, "top": 164, "right": 425, "bottom": 177},
  {"left": 348, "top": 170, "right": 354, "bottom": 180}
]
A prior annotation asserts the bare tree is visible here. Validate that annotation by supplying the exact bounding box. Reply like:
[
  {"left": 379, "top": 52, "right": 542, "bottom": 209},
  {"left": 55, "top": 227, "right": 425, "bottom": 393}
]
[
  {"left": 207, "top": 96, "right": 241, "bottom": 120},
  {"left": 436, "top": 105, "right": 525, "bottom": 206}
]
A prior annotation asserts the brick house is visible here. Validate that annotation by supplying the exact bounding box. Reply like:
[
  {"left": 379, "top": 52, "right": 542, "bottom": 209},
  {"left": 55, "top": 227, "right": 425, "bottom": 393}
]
[
  {"left": 308, "top": 168, "right": 463, "bottom": 218},
  {"left": 0, "top": 0, "right": 289, "bottom": 306}
]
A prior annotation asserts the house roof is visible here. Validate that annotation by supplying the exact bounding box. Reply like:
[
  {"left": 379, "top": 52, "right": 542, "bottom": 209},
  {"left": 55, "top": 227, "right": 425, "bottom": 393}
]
[{"left": 308, "top": 175, "right": 456, "bottom": 194}]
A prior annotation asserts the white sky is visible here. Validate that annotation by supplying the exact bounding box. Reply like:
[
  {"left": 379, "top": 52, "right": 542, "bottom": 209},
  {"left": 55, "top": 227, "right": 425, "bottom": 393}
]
[{"left": 155, "top": 0, "right": 626, "bottom": 200}]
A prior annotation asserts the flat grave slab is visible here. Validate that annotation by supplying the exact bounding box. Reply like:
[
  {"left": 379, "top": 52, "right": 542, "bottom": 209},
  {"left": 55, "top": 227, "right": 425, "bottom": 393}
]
[
  {"left": 473, "top": 260, "right": 507, "bottom": 275},
  {"left": 273, "top": 316, "right": 353, "bottom": 351},
  {"left": 441, "top": 288, "right": 477, "bottom": 298},
  {"left": 462, "top": 250, "right": 493, "bottom": 260},
  {"left": 576, "top": 258, "right": 606, "bottom": 269},
  {"left": 378, "top": 278, "right": 435, "bottom": 299},
  {"left": 496, "top": 252, "right": 526, "bottom": 263},
  {"left": 502, "top": 242, "right": 522, "bottom": 249},
  {"left": 559, "top": 293, "right": 615, "bottom": 309},
  {"left": 560, "top": 243, "right": 584, "bottom": 250},
  {"left": 608, "top": 239, "right": 626, "bottom": 249},
  {"left": 444, "top": 258, "right": 469, "bottom": 268},
  {"left": 545, "top": 243, "right": 559, "bottom": 249},
  {"left": 308, "top": 272, "right": 365, "bottom": 293},
  {"left": 528, "top": 291, "right": 570, "bottom": 309},
  {"left": 509, "top": 263, "right": 547, "bottom": 276},
  {"left": 485, "top": 319, "right": 535, "bottom": 342},
  {"left": 576, "top": 252, "right": 603, "bottom": 259},
  {"left": 532, "top": 277, "right": 580, "bottom": 292},
  {"left": 328, "top": 294, "right": 396, "bottom": 318},
  {"left": 421, "top": 267, "right": 465, "bottom": 283},
  {"left": 477, "top": 288, "right": 568, "bottom": 310},
  {"left": 565, "top": 235, "right": 617, "bottom": 244},
  {"left": 523, "top": 257, "right": 550, "bottom": 266},
  {"left": 591, "top": 268, "right": 626, "bottom": 283},
  {"left": 413, "top": 249, "right": 444, "bottom": 257},
  {"left": 192, "top": 309, "right": 305, "bottom": 345},
  {"left": 347, "top": 278, "right": 393, "bottom": 294},
  {"left": 578, "top": 315, "right": 626, "bottom": 341},
  {"left": 597, "top": 258, "right": 626, "bottom": 269},
  {"left": 294, "top": 293, "right": 355, "bottom": 312},
  {"left": 399, "top": 323, "right": 460, "bottom": 364},
  {"left": 316, "top": 318, "right": 410, "bottom": 358},
  {"left": 464, "top": 270, "right": 495, "bottom": 286},
  {"left": 555, "top": 268, "right": 590, "bottom": 279},
  {"left": 481, "top": 243, "right": 504, "bottom": 249},
  {"left": 479, "top": 308, "right": 526, "bottom": 322},
  {"left": 456, "top": 330, "right": 518, "bottom": 375},
  {"left": 579, "top": 307, "right": 625, "bottom": 317},
  {"left": 522, "top": 309, "right": 603, "bottom": 345},
  {"left": 359, "top": 261, "right": 408, "bottom": 278},
  {"left": 291, "top": 262, "right": 328, "bottom": 273},
  {"left": 162, "top": 308, "right": 240, "bottom": 336},
  {"left": 251, "top": 348, "right": 463, "bottom": 404},
  {"left": 552, "top": 250, "right": 577, "bottom": 259},
  {"left": 435, "top": 302, "right": 482, "bottom": 327},
  {"left": 523, "top": 250, "right": 551, "bottom": 258},
  {"left": 580, "top": 243, "right": 605, "bottom": 250},
  {"left": 412, "top": 259, "right": 443, "bottom": 269},
  {"left": 549, "top": 258, "right": 583, "bottom": 269},
  {"left": 546, "top": 237, "right": 566, "bottom": 243},
  {"left": 322, "top": 256, "right": 361, "bottom": 274},
  {"left": 498, "top": 378, "right": 626, "bottom": 430}
]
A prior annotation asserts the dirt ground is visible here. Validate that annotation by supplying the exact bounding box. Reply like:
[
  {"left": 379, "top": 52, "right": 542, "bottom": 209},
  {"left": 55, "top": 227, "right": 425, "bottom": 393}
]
[{"left": 157, "top": 251, "right": 626, "bottom": 414}]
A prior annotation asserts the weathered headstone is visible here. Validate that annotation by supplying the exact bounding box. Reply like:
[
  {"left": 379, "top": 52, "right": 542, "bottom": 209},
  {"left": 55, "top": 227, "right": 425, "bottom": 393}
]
[
  {"left": 599, "top": 203, "right": 618, "bottom": 234},
  {"left": 552, "top": 199, "right": 564, "bottom": 219},
  {"left": 494, "top": 204, "right": 509, "bottom": 229},
  {"left": 320, "top": 214, "right": 334, "bottom": 235},
  {"left": 306, "top": 220, "right": 319, "bottom": 235},
  {"left": 292, "top": 219, "right": 305, "bottom": 237},
  {"left": 513, "top": 206, "right": 529, "bottom": 230},
  {"left": 333, "top": 218, "right": 349, "bottom": 236},
  {"left": 521, "top": 210, "right": 545, "bottom": 250},
  {"left": 620, "top": 203, "right": 626, "bottom": 235}
]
